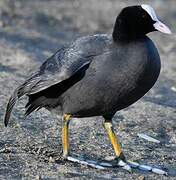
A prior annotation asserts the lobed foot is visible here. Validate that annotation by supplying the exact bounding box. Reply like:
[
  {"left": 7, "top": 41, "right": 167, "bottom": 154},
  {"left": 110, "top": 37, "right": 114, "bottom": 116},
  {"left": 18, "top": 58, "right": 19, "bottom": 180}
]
[
  {"left": 66, "top": 155, "right": 167, "bottom": 175},
  {"left": 67, "top": 156, "right": 106, "bottom": 169},
  {"left": 66, "top": 155, "right": 132, "bottom": 172},
  {"left": 127, "top": 160, "right": 168, "bottom": 175}
]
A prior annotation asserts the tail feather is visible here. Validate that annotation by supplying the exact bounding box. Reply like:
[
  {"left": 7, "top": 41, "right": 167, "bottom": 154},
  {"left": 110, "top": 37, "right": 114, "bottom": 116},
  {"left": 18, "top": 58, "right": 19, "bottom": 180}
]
[
  {"left": 4, "top": 88, "right": 19, "bottom": 126},
  {"left": 25, "top": 96, "right": 44, "bottom": 116},
  {"left": 4, "top": 72, "right": 40, "bottom": 126},
  {"left": 25, "top": 98, "right": 43, "bottom": 116},
  {"left": 4, "top": 83, "right": 28, "bottom": 126},
  {"left": 25, "top": 105, "right": 40, "bottom": 117}
]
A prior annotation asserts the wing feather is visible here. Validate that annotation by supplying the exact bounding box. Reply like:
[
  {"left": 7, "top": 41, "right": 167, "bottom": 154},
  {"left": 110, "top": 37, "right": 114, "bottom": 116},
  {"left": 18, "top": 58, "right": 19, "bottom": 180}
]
[{"left": 4, "top": 34, "right": 112, "bottom": 126}]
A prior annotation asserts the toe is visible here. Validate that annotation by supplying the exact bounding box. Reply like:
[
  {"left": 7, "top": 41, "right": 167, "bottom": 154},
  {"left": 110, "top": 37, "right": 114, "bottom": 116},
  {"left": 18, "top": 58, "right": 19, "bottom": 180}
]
[
  {"left": 67, "top": 156, "right": 106, "bottom": 169},
  {"left": 118, "top": 159, "right": 132, "bottom": 173}
]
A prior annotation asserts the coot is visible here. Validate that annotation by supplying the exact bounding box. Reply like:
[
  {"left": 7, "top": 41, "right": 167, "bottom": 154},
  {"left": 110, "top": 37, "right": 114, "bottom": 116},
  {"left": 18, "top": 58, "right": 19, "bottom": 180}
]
[{"left": 4, "top": 4, "right": 171, "bottom": 170}]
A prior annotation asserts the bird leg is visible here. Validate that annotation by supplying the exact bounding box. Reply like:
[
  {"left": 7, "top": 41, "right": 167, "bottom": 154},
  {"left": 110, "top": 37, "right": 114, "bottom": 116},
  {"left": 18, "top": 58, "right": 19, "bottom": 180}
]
[
  {"left": 104, "top": 120, "right": 125, "bottom": 160},
  {"left": 62, "top": 114, "right": 72, "bottom": 158},
  {"left": 103, "top": 120, "right": 168, "bottom": 174},
  {"left": 62, "top": 116, "right": 167, "bottom": 174},
  {"left": 103, "top": 120, "right": 131, "bottom": 171},
  {"left": 62, "top": 115, "right": 130, "bottom": 170},
  {"left": 62, "top": 114, "right": 106, "bottom": 169}
]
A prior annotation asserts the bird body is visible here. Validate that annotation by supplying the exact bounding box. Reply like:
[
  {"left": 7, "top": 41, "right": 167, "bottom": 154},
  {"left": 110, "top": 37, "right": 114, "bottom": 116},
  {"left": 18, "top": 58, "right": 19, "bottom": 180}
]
[
  {"left": 4, "top": 4, "right": 171, "bottom": 172},
  {"left": 18, "top": 34, "right": 161, "bottom": 119},
  {"left": 57, "top": 35, "right": 161, "bottom": 118}
]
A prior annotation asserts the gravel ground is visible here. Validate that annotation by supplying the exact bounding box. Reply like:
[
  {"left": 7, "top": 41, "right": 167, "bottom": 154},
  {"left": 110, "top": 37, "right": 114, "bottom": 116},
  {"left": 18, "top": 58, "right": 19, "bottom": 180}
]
[{"left": 0, "top": 0, "right": 176, "bottom": 179}]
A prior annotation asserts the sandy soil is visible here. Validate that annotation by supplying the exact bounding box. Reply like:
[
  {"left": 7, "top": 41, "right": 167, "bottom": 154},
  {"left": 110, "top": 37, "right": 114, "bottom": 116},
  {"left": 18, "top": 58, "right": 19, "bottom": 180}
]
[{"left": 0, "top": 0, "right": 175, "bottom": 179}]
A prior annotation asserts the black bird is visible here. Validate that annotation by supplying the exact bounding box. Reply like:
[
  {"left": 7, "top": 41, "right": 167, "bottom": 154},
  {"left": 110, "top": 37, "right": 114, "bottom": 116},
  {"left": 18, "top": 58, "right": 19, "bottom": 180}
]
[{"left": 4, "top": 4, "right": 171, "bottom": 170}]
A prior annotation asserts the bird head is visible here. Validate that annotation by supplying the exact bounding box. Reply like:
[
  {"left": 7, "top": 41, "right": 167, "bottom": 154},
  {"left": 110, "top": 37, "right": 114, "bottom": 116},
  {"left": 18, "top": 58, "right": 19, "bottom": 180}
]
[{"left": 113, "top": 4, "right": 172, "bottom": 42}]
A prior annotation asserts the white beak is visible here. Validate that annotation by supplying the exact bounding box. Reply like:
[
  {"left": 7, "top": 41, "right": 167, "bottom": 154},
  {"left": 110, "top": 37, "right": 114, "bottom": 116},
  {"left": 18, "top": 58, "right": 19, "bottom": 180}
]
[
  {"left": 154, "top": 21, "right": 172, "bottom": 34},
  {"left": 141, "top": 4, "right": 172, "bottom": 34}
]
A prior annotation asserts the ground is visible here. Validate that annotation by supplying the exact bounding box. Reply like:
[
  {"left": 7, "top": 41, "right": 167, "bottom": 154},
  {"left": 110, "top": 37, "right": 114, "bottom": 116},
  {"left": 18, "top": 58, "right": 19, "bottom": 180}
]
[{"left": 0, "top": 0, "right": 176, "bottom": 179}]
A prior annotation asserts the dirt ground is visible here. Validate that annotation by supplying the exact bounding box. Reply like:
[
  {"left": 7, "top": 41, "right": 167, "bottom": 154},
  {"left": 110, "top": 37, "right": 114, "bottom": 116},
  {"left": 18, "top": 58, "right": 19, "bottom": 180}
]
[{"left": 0, "top": 0, "right": 176, "bottom": 179}]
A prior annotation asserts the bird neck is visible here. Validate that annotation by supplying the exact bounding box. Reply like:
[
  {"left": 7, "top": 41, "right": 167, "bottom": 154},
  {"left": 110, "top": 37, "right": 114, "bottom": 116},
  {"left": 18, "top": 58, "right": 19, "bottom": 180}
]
[{"left": 112, "top": 18, "right": 144, "bottom": 43}]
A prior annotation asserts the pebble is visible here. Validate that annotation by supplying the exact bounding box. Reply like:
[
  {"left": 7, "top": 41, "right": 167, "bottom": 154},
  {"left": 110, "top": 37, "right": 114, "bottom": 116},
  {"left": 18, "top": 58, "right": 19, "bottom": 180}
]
[
  {"left": 137, "top": 133, "right": 160, "bottom": 143},
  {"left": 171, "top": 86, "right": 176, "bottom": 92},
  {"left": 138, "top": 176, "right": 145, "bottom": 180}
]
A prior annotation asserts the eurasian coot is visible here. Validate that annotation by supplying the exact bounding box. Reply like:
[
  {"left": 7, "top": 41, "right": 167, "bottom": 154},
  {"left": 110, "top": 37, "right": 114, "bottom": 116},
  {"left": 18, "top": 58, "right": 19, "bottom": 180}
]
[{"left": 4, "top": 4, "right": 171, "bottom": 171}]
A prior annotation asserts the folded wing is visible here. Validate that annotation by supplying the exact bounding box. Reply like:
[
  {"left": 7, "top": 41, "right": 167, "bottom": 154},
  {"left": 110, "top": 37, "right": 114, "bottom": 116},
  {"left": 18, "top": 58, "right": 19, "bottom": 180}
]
[{"left": 4, "top": 35, "right": 112, "bottom": 126}]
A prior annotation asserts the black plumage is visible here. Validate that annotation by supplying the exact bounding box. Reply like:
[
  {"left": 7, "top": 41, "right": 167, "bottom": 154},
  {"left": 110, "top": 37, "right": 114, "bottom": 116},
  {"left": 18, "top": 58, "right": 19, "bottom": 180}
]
[
  {"left": 4, "top": 4, "right": 171, "bottom": 124},
  {"left": 4, "top": 5, "right": 171, "bottom": 168},
  {"left": 5, "top": 33, "right": 160, "bottom": 122}
]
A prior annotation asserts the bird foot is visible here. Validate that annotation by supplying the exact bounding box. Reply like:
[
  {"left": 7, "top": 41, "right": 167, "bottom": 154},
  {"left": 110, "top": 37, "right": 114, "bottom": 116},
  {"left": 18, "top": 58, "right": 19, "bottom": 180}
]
[
  {"left": 66, "top": 155, "right": 131, "bottom": 172},
  {"left": 67, "top": 156, "right": 106, "bottom": 169},
  {"left": 66, "top": 155, "right": 168, "bottom": 175},
  {"left": 127, "top": 160, "right": 168, "bottom": 175}
]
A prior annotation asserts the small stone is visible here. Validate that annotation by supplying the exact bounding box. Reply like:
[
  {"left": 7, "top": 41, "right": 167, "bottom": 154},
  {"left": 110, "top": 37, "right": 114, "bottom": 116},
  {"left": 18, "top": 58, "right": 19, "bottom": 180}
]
[
  {"left": 171, "top": 86, "right": 176, "bottom": 92},
  {"left": 35, "top": 175, "right": 41, "bottom": 180},
  {"left": 15, "top": 123, "right": 21, "bottom": 128},
  {"left": 49, "top": 156, "right": 55, "bottom": 163},
  {"left": 137, "top": 133, "right": 160, "bottom": 143},
  {"left": 119, "top": 121, "right": 125, "bottom": 130},
  {"left": 138, "top": 175, "right": 145, "bottom": 180},
  {"left": 104, "top": 156, "right": 115, "bottom": 161}
]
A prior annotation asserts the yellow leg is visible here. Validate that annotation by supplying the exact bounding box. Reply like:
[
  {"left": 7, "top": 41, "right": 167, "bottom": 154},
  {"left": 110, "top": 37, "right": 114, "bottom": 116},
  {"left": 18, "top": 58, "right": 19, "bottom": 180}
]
[
  {"left": 62, "top": 114, "right": 72, "bottom": 158},
  {"left": 104, "top": 121, "right": 125, "bottom": 160}
]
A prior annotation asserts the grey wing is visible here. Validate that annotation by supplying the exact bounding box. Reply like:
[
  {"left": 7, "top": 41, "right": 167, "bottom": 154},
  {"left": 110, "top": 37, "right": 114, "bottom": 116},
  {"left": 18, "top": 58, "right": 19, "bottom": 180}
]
[
  {"left": 27, "top": 47, "right": 92, "bottom": 94},
  {"left": 4, "top": 46, "right": 93, "bottom": 126},
  {"left": 17, "top": 34, "right": 113, "bottom": 95},
  {"left": 4, "top": 34, "right": 112, "bottom": 126}
]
